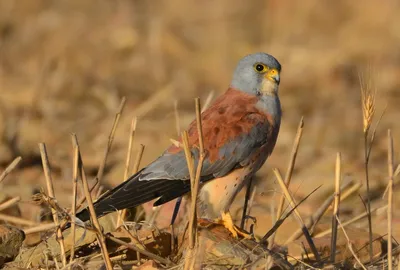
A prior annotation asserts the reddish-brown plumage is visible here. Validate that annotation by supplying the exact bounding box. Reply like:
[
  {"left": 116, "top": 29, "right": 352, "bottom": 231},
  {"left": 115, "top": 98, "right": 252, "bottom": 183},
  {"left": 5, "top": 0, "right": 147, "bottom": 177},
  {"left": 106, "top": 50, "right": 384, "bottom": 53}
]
[{"left": 168, "top": 88, "right": 277, "bottom": 162}]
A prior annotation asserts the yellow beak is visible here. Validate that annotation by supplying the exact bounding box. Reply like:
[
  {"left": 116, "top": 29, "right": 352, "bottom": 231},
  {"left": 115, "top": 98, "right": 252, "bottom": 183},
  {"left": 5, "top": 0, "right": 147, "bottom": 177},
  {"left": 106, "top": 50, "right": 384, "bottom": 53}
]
[{"left": 265, "top": 71, "right": 280, "bottom": 84}]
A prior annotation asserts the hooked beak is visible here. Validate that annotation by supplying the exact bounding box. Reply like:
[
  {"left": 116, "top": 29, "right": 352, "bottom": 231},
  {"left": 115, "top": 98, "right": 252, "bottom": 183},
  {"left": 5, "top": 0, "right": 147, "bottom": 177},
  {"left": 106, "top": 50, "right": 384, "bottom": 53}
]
[{"left": 265, "top": 72, "right": 280, "bottom": 85}]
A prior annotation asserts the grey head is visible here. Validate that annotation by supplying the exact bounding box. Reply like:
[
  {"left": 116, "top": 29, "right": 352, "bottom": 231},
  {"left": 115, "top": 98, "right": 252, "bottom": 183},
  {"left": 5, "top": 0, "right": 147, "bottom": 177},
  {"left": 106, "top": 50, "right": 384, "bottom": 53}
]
[{"left": 230, "top": 52, "right": 281, "bottom": 96}]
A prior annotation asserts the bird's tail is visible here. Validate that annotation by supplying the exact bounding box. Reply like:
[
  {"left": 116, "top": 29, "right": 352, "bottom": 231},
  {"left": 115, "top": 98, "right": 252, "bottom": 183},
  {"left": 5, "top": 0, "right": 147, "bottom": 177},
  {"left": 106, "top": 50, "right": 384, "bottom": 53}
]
[{"left": 74, "top": 170, "right": 191, "bottom": 223}]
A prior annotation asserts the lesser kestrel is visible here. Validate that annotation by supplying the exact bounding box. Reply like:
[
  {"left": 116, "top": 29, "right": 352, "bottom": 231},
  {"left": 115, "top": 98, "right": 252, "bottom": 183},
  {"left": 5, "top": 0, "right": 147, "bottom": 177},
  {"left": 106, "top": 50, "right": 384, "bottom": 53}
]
[{"left": 76, "top": 52, "right": 282, "bottom": 238}]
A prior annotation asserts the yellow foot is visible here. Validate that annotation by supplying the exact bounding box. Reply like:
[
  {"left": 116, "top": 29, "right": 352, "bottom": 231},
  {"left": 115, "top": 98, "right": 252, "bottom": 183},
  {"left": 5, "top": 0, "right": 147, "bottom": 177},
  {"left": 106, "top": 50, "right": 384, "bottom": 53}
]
[{"left": 215, "top": 212, "right": 253, "bottom": 239}]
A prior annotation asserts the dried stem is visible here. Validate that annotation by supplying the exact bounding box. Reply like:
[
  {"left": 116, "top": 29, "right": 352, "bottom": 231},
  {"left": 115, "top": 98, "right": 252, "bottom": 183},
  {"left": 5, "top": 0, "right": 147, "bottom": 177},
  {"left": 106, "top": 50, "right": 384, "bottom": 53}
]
[
  {"left": 398, "top": 255, "right": 400, "bottom": 270},
  {"left": 69, "top": 138, "right": 79, "bottom": 264},
  {"left": 268, "top": 117, "right": 304, "bottom": 270},
  {"left": 171, "top": 100, "right": 183, "bottom": 230},
  {"left": 384, "top": 162, "right": 400, "bottom": 198},
  {"left": 132, "top": 144, "right": 145, "bottom": 175},
  {"left": 276, "top": 117, "right": 304, "bottom": 220},
  {"left": 94, "top": 185, "right": 104, "bottom": 200},
  {"left": 183, "top": 98, "right": 206, "bottom": 270},
  {"left": 119, "top": 144, "right": 144, "bottom": 223},
  {"left": 330, "top": 152, "right": 341, "bottom": 263},
  {"left": 201, "top": 90, "right": 215, "bottom": 113},
  {"left": 105, "top": 234, "right": 173, "bottom": 266},
  {"left": 39, "top": 143, "right": 67, "bottom": 267},
  {"left": 286, "top": 181, "right": 352, "bottom": 243},
  {"left": 363, "top": 127, "right": 374, "bottom": 262},
  {"left": 0, "top": 213, "right": 39, "bottom": 226},
  {"left": 24, "top": 223, "right": 56, "bottom": 234},
  {"left": 0, "top": 156, "right": 22, "bottom": 184},
  {"left": 315, "top": 204, "right": 388, "bottom": 238},
  {"left": 174, "top": 100, "right": 181, "bottom": 135},
  {"left": 268, "top": 117, "right": 304, "bottom": 249},
  {"left": 360, "top": 72, "right": 376, "bottom": 261},
  {"left": 124, "top": 117, "right": 138, "bottom": 177},
  {"left": 117, "top": 117, "right": 138, "bottom": 227},
  {"left": 336, "top": 215, "right": 367, "bottom": 270},
  {"left": 335, "top": 183, "right": 361, "bottom": 206},
  {"left": 273, "top": 168, "right": 321, "bottom": 264},
  {"left": 261, "top": 185, "right": 322, "bottom": 244},
  {"left": 189, "top": 98, "right": 205, "bottom": 249},
  {"left": 310, "top": 181, "right": 349, "bottom": 232},
  {"left": 74, "top": 97, "right": 126, "bottom": 211},
  {"left": 0, "top": 196, "right": 20, "bottom": 211},
  {"left": 388, "top": 129, "right": 394, "bottom": 270},
  {"left": 97, "top": 97, "right": 126, "bottom": 181},
  {"left": 182, "top": 132, "right": 195, "bottom": 181},
  {"left": 71, "top": 135, "right": 113, "bottom": 270}
]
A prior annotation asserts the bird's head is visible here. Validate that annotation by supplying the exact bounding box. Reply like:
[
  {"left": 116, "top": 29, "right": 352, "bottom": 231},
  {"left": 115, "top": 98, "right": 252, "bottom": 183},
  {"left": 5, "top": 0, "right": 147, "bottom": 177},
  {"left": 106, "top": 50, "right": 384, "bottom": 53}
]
[{"left": 231, "top": 52, "right": 281, "bottom": 96}]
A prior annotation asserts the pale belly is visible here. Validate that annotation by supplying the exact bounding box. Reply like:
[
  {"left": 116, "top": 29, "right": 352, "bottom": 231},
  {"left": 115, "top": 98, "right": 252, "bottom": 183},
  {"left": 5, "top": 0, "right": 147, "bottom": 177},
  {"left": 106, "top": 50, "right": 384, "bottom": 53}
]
[
  {"left": 196, "top": 145, "right": 270, "bottom": 219},
  {"left": 197, "top": 166, "right": 252, "bottom": 219}
]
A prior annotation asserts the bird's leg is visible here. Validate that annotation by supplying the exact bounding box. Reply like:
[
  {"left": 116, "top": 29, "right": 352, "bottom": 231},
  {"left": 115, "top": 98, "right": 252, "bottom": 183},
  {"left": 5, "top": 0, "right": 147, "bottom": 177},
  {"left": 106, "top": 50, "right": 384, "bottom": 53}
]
[
  {"left": 216, "top": 211, "right": 253, "bottom": 239},
  {"left": 170, "top": 197, "right": 182, "bottom": 225}
]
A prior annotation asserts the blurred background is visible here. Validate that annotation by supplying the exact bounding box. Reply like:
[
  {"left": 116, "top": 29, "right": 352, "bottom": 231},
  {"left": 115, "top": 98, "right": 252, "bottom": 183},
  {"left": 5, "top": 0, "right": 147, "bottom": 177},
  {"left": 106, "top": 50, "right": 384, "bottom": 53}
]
[{"left": 0, "top": 0, "right": 400, "bottom": 243}]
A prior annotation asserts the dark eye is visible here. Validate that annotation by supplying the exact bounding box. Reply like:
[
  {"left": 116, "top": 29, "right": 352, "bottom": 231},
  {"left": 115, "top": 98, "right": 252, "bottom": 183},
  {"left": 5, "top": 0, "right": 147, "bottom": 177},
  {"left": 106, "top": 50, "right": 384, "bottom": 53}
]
[{"left": 255, "top": 64, "right": 265, "bottom": 72}]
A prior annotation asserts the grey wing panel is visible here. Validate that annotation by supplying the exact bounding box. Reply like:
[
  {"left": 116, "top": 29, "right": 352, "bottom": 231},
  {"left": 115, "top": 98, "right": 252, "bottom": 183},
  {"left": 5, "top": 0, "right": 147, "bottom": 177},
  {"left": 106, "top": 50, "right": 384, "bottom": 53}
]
[{"left": 140, "top": 120, "right": 271, "bottom": 181}]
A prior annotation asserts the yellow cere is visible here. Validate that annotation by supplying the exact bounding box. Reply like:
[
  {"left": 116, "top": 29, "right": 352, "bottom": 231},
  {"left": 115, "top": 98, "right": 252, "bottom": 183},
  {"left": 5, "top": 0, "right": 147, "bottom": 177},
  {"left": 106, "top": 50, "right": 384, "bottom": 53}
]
[{"left": 268, "top": 69, "right": 278, "bottom": 76}]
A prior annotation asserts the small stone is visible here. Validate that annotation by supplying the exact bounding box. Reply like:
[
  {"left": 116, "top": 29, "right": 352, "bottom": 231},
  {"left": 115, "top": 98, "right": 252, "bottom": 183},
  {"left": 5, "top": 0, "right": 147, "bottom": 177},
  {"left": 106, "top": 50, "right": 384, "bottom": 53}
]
[{"left": 0, "top": 225, "right": 25, "bottom": 267}]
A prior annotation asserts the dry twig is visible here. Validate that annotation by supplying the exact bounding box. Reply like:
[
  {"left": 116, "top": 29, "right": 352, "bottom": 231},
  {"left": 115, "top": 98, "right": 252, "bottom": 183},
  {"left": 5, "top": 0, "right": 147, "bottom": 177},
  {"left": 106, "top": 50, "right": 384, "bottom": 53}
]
[
  {"left": 24, "top": 222, "right": 56, "bottom": 234},
  {"left": 69, "top": 138, "right": 79, "bottom": 264},
  {"left": 273, "top": 168, "right": 321, "bottom": 264},
  {"left": 0, "top": 213, "right": 39, "bottom": 226},
  {"left": 387, "top": 129, "right": 394, "bottom": 270},
  {"left": 201, "top": 90, "right": 215, "bottom": 113},
  {"left": 336, "top": 215, "right": 367, "bottom": 270},
  {"left": 132, "top": 144, "right": 145, "bottom": 175},
  {"left": 174, "top": 100, "right": 181, "bottom": 135},
  {"left": 39, "top": 143, "right": 67, "bottom": 267},
  {"left": 330, "top": 152, "right": 341, "bottom": 263},
  {"left": 268, "top": 117, "right": 304, "bottom": 249},
  {"left": 105, "top": 234, "right": 173, "bottom": 266},
  {"left": 0, "top": 196, "right": 20, "bottom": 211},
  {"left": 117, "top": 117, "right": 138, "bottom": 226},
  {"left": 286, "top": 181, "right": 353, "bottom": 243},
  {"left": 119, "top": 143, "right": 145, "bottom": 224},
  {"left": 359, "top": 72, "right": 376, "bottom": 261},
  {"left": 315, "top": 204, "right": 388, "bottom": 238},
  {"left": 72, "top": 135, "right": 113, "bottom": 270},
  {"left": 183, "top": 98, "right": 206, "bottom": 270},
  {"left": 96, "top": 97, "right": 126, "bottom": 183},
  {"left": 189, "top": 98, "right": 205, "bottom": 248},
  {"left": 0, "top": 156, "right": 22, "bottom": 184}
]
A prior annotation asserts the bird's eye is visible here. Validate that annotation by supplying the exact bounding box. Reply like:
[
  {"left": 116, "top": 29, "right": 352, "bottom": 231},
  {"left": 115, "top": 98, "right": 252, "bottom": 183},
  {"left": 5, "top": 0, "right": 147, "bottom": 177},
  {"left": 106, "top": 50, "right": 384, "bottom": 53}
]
[{"left": 254, "top": 64, "right": 266, "bottom": 73}]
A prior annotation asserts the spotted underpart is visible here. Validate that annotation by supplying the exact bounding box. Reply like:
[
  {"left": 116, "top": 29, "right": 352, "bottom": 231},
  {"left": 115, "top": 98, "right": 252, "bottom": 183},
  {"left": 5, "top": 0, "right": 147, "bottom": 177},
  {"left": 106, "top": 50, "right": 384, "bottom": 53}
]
[{"left": 198, "top": 143, "right": 271, "bottom": 219}]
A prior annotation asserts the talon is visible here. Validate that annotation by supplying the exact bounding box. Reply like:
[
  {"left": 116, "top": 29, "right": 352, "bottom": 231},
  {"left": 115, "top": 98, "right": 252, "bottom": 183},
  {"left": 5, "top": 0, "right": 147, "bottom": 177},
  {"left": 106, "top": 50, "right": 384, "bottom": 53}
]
[
  {"left": 244, "top": 215, "right": 257, "bottom": 225},
  {"left": 215, "top": 212, "right": 253, "bottom": 239}
]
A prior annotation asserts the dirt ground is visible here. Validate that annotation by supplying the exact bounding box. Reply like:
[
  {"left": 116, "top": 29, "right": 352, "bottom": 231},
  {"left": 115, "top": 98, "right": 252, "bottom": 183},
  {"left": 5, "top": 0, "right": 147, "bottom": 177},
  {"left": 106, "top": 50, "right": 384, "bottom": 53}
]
[{"left": 0, "top": 0, "right": 400, "bottom": 267}]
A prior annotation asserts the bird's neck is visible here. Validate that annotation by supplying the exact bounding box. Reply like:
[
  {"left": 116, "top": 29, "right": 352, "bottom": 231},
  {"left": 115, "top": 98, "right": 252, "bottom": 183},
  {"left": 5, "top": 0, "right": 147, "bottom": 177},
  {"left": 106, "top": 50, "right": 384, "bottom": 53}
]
[{"left": 256, "top": 94, "right": 282, "bottom": 127}]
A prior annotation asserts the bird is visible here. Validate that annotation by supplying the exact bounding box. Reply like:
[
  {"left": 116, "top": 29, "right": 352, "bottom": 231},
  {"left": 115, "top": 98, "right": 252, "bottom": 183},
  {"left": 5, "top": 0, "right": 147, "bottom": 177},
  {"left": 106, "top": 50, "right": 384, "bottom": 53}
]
[{"left": 75, "top": 52, "right": 282, "bottom": 238}]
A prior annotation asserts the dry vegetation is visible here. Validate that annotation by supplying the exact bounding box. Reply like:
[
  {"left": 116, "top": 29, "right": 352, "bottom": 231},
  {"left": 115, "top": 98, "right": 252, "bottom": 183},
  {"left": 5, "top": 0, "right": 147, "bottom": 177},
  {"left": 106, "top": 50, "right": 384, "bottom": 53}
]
[{"left": 0, "top": 0, "right": 400, "bottom": 269}]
